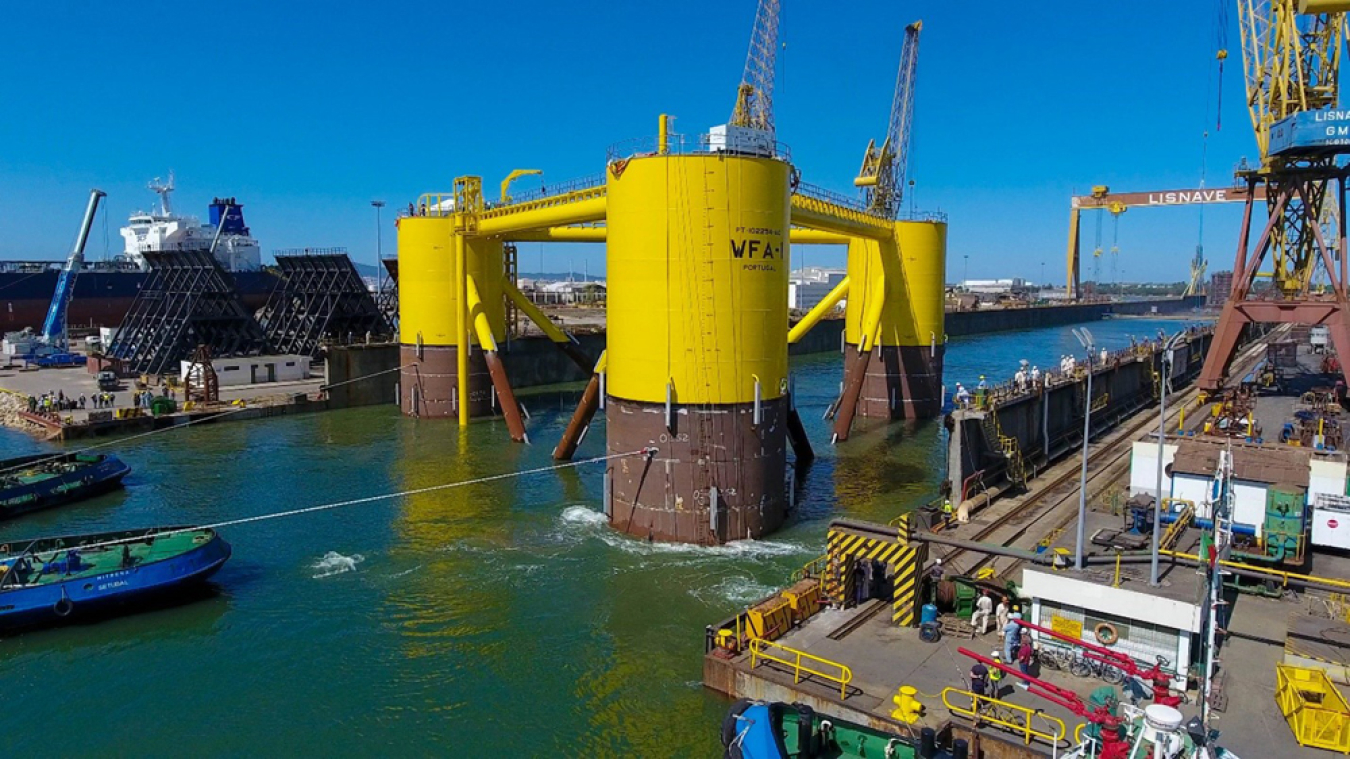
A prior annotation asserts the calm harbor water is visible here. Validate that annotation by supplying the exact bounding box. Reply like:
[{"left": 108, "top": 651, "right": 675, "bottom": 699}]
[{"left": 4, "top": 316, "right": 1205, "bottom": 756}]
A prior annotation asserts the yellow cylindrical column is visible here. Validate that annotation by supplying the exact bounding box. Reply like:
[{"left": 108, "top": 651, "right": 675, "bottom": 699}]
[
  {"left": 606, "top": 149, "right": 791, "bottom": 544},
  {"left": 841, "top": 219, "right": 948, "bottom": 420},
  {"left": 397, "top": 213, "right": 505, "bottom": 419}
]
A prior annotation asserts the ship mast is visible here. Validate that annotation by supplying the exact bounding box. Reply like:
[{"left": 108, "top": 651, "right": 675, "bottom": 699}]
[{"left": 148, "top": 171, "right": 175, "bottom": 216}]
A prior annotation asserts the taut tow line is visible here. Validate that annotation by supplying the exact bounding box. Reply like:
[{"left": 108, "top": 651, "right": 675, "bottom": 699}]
[{"left": 6, "top": 447, "right": 658, "bottom": 556}]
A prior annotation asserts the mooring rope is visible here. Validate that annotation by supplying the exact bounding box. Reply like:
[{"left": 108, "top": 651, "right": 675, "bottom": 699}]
[{"left": 1, "top": 448, "right": 655, "bottom": 558}]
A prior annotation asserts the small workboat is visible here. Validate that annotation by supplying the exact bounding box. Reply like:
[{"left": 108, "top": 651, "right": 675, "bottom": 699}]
[
  {"left": 721, "top": 700, "right": 921, "bottom": 759},
  {"left": 0, "top": 526, "right": 231, "bottom": 630},
  {"left": 0, "top": 452, "right": 131, "bottom": 520}
]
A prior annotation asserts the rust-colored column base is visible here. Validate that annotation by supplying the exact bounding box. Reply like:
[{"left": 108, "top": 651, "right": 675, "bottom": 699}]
[
  {"left": 843, "top": 343, "right": 945, "bottom": 421},
  {"left": 398, "top": 344, "right": 494, "bottom": 418},
  {"left": 605, "top": 396, "right": 788, "bottom": 545}
]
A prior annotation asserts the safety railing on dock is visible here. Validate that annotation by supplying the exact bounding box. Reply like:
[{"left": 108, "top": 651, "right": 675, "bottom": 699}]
[
  {"left": 748, "top": 639, "right": 853, "bottom": 699},
  {"left": 791, "top": 554, "right": 829, "bottom": 583},
  {"left": 958, "top": 326, "right": 1216, "bottom": 412},
  {"left": 942, "top": 687, "right": 1067, "bottom": 746}
]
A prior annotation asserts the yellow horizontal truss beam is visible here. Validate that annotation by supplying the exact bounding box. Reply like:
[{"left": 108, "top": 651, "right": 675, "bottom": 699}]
[
  {"left": 790, "top": 193, "right": 892, "bottom": 240},
  {"left": 505, "top": 226, "right": 853, "bottom": 245},
  {"left": 477, "top": 186, "right": 607, "bottom": 237}
]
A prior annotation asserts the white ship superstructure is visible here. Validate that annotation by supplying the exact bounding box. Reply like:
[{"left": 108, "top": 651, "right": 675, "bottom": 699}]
[{"left": 120, "top": 174, "right": 262, "bottom": 272}]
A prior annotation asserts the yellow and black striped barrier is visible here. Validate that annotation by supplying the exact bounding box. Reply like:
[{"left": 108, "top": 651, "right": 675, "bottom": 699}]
[{"left": 825, "top": 515, "right": 927, "bottom": 627}]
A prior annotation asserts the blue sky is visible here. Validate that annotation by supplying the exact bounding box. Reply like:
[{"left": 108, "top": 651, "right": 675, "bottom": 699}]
[{"left": 0, "top": 1, "right": 1252, "bottom": 285}]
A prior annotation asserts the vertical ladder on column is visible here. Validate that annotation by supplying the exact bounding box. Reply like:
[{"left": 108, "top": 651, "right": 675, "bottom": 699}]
[
  {"left": 504, "top": 242, "right": 519, "bottom": 339},
  {"left": 691, "top": 168, "right": 722, "bottom": 544}
]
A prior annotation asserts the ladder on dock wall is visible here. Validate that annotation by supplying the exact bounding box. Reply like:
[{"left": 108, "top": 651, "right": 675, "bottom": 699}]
[{"left": 981, "top": 404, "right": 1031, "bottom": 488}]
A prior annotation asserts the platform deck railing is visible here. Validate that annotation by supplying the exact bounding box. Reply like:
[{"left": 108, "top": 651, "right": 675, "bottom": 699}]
[
  {"left": 748, "top": 638, "right": 853, "bottom": 699},
  {"left": 942, "top": 687, "right": 1067, "bottom": 746}
]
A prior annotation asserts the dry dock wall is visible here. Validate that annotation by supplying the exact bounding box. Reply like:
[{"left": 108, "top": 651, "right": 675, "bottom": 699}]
[{"left": 946, "top": 329, "right": 1213, "bottom": 499}]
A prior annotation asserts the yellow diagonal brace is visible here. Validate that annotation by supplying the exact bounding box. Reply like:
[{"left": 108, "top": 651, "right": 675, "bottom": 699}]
[
  {"left": 503, "top": 279, "right": 571, "bottom": 345},
  {"left": 788, "top": 276, "right": 850, "bottom": 344}
]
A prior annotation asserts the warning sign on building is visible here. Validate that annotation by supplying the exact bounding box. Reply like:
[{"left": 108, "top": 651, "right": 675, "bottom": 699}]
[{"left": 1050, "top": 615, "right": 1083, "bottom": 640}]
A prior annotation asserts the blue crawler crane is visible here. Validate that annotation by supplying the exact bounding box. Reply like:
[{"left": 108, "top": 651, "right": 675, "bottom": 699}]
[{"left": 3, "top": 190, "right": 105, "bottom": 367}]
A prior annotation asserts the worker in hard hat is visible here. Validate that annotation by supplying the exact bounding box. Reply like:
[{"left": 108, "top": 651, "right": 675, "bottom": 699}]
[
  {"left": 925, "top": 558, "right": 944, "bottom": 605},
  {"left": 953, "top": 382, "right": 971, "bottom": 408},
  {"left": 974, "top": 375, "right": 987, "bottom": 408},
  {"left": 941, "top": 497, "right": 955, "bottom": 527},
  {"left": 988, "top": 652, "right": 1005, "bottom": 698}
]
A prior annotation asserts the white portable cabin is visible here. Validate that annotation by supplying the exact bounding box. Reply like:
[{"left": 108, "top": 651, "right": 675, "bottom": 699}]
[{"left": 180, "top": 354, "right": 310, "bottom": 388}]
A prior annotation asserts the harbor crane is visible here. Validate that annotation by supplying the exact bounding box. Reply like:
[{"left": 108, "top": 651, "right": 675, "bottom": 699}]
[
  {"left": 1199, "top": 0, "right": 1350, "bottom": 391},
  {"left": 2, "top": 189, "right": 105, "bottom": 367},
  {"left": 728, "top": 0, "right": 780, "bottom": 138},
  {"left": 854, "top": 21, "right": 922, "bottom": 218}
]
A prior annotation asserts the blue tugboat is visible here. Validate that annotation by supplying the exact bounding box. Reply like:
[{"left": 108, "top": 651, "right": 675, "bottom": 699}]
[
  {"left": 0, "top": 452, "right": 131, "bottom": 520},
  {"left": 0, "top": 527, "right": 231, "bottom": 630}
]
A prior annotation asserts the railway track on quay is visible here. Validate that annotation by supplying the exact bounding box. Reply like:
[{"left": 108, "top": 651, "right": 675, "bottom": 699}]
[{"left": 936, "top": 329, "right": 1280, "bottom": 581}]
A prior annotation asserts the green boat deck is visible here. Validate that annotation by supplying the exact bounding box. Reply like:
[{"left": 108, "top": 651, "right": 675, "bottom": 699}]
[{"left": 0, "top": 529, "right": 216, "bottom": 589}]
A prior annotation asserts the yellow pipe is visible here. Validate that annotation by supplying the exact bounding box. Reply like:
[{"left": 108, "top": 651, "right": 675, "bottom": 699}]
[
  {"left": 790, "top": 228, "right": 852, "bottom": 245},
  {"left": 594, "top": 350, "right": 607, "bottom": 374},
  {"left": 658, "top": 114, "right": 669, "bottom": 155},
  {"left": 503, "top": 279, "right": 570, "bottom": 344},
  {"left": 454, "top": 230, "right": 469, "bottom": 426},
  {"left": 465, "top": 274, "right": 498, "bottom": 352},
  {"left": 788, "top": 276, "right": 850, "bottom": 344},
  {"left": 477, "top": 195, "right": 606, "bottom": 237},
  {"left": 506, "top": 226, "right": 608, "bottom": 243},
  {"left": 1160, "top": 549, "right": 1350, "bottom": 591}
]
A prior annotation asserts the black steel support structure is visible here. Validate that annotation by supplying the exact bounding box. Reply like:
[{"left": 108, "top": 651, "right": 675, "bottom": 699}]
[
  {"left": 257, "top": 250, "right": 393, "bottom": 357},
  {"left": 107, "top": 249, "right": 270, "bottom": 376}
]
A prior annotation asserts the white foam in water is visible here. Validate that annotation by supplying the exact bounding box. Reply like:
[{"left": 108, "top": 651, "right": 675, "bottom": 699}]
[
  {"left": 559, "top": 505, "right": 608, "bottom": 526},
  {"left": 312, "top": 551, "right": 365, "bottom": 579},
  {"left": 690, "top": 576, "right": 779, "bottom": 605},
  {"left": 555, "top": 506, "right": 812, "bottom": 559}
]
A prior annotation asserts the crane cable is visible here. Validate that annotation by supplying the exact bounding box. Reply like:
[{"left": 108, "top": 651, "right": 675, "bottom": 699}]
[{"left": 3, "top": 448, "right": 657, "bottom": 558}]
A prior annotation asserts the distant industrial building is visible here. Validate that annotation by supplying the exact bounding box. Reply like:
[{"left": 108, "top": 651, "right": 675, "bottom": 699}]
[
  {"left": 789, "top": 267, "right": 846, "bottom": 311},
  {"left": 962, "top": 278, "right": 1028, "bottom": 295}
]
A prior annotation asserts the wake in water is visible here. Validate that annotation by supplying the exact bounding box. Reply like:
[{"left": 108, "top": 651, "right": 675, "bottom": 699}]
[
  {"left": 311, "top": 551, "right": 365, "bottom": 579},
  {"left": 555, "top": 506, "right": 812, "bottom": 559},
  {"left": 688, "top": 576, "right": 780, "bottom": 606}
]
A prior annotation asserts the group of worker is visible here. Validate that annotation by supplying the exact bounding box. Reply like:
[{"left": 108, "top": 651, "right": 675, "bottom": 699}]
[
  {"left": 967, "top": 590, "right": 1035, "bottom": 700},
  {"left": 27, "top": 391, "right": 80, "bottom": 414},
  {"left": 951, "top": 376, "right": 987, "bottom": 409},
  {"left": 1011, "top": 365, "right": 1041, "bottom": 393}
]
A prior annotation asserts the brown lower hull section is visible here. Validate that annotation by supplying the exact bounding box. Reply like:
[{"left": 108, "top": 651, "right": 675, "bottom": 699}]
[
  {"left": 843, "top": 343, "right": 945, "bottom": 420},
  {"left": 399, "top": 344, "right": 495, "bottom": 418},
  {"left": 605, "top": 396, "right": 787, "bottom": 545}
]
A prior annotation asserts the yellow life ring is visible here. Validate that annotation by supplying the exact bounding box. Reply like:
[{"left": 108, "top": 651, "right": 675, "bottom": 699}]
[{"left": 1094, "top": 622, "right": 1119, "bottom": 646}]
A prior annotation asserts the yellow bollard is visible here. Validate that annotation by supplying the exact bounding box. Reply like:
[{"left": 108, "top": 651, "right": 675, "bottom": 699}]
[{"left": 891, "top": 685, "right": 923, "bottom": 723}]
